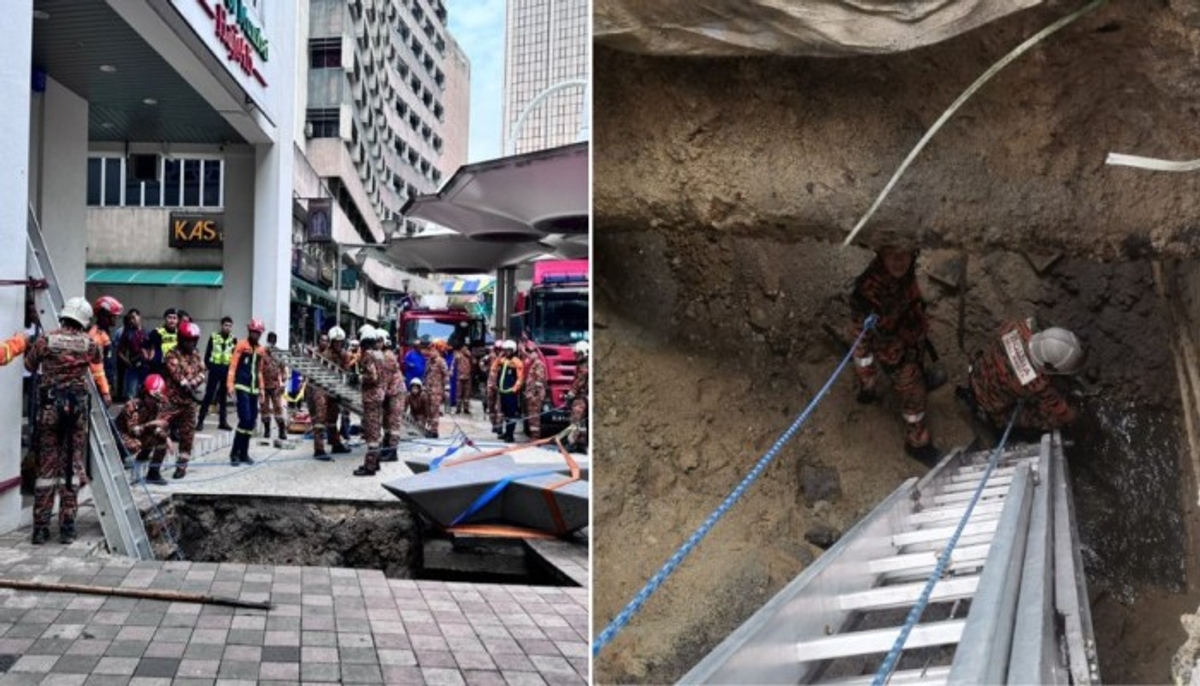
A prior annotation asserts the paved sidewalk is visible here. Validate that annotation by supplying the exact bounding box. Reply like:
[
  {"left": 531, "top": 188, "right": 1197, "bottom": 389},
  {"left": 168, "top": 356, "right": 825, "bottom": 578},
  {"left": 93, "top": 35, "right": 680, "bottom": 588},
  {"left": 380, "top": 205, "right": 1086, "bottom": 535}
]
[{"left": 0, "top": 399, "right": 590, "bottom": 684}]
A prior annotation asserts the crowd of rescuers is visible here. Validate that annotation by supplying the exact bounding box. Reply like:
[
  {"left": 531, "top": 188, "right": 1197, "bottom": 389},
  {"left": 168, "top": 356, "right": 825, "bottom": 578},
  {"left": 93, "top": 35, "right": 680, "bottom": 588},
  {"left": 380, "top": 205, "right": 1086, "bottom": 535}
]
[
  {"left": 850, "top": 245, "right": 1086, "bottom": 467},
  {"left": 0, "top": 296, "right": 590, "bottom": 543}
]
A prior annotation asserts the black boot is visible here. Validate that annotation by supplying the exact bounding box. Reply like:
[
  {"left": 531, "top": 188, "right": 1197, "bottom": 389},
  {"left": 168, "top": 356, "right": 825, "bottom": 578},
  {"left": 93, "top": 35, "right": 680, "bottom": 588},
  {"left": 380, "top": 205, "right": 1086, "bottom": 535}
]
[
  {"left": 262, "top": 422, "right": 271, "bottom": 439},
  {"left": 144, "top": 467, "right": 168, "bottom": 486},
  {"left": 172, "top": 465, "right": 188, "bottom": 479},
  {"left": 59, "top": 521, "right": 76, "bottom": 545},
  {"left": 31, "top": 527, "right": 49, "bottom": 545}
]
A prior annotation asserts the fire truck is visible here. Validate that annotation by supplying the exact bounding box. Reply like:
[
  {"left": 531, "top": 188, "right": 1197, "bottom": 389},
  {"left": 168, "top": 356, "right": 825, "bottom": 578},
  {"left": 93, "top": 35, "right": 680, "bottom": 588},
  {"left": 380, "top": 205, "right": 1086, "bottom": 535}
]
[
  {"left": 510, "top": 259, "right": 589, "bottom": 429},
  {"left": 396, "top": 306, "right": 487, "bottom": 359}
]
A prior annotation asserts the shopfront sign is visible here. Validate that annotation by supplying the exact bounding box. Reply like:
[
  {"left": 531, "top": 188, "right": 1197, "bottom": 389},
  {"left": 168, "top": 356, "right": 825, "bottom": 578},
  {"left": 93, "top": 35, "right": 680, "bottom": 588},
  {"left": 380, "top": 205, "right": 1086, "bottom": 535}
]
[
  {"left": 169, "top": 213, "right": 224, "bottom": 248},
  {"left": 200, "top": 0, "right": 269, "bottom": 86}
]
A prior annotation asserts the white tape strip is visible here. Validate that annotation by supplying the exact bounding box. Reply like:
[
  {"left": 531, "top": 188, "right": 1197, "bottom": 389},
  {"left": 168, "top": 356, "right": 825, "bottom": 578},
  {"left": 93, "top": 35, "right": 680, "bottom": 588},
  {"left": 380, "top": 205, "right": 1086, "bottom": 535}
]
[{"left": 1105, "top": 153, "right": 1200, "bottom": 173}]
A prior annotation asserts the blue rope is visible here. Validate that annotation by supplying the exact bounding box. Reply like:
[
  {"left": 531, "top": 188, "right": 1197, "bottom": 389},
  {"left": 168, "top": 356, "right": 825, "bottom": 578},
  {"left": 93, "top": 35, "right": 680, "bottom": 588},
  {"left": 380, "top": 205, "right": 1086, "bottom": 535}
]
[
  {"left": 871, "top": 402, "right": 1022, "bottom": 685},
  {"left": 592, "top": 314, "right": 879, "bottom": 656},
  {"left": 429, "top": 439, "right": 468, "bottom": 471},
  {"left": 447, "top": 468, "right": 563, "bottom": 526}
]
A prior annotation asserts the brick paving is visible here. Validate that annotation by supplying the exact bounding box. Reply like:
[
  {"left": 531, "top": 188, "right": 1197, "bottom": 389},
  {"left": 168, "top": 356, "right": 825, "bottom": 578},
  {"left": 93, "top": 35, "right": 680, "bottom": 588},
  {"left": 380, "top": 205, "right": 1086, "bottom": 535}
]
[{"left": 0, "top": 400, "right": 590, "bottom": 685}]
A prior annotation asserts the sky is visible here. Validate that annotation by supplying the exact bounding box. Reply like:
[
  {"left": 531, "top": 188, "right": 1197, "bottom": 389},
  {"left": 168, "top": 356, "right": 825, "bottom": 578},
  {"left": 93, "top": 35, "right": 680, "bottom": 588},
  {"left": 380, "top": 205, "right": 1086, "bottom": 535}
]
[{"left": 447, "top": 0, "right": 506, "bottom": 163}]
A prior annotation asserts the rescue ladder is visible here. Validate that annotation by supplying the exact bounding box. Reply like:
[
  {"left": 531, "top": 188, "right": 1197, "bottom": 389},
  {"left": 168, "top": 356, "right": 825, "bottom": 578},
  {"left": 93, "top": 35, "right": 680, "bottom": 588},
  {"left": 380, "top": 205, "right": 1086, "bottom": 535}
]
[
  {"left": 26, "top": 207, "right": 153, "bottom": 560},
  {"left": 681, "top": 432, "right": 1098, "bottom": 684}
]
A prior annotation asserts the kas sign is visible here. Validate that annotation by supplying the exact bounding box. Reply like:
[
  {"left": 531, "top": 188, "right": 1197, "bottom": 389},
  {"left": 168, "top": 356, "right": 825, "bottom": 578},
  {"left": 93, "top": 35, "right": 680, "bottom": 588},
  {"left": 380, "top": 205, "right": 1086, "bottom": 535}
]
[
  {"left": 169, "top": 213, "right": 224, "bottom": 249},
  {"left": 196, "top": 0, "right": 269, "bottom": 87}
]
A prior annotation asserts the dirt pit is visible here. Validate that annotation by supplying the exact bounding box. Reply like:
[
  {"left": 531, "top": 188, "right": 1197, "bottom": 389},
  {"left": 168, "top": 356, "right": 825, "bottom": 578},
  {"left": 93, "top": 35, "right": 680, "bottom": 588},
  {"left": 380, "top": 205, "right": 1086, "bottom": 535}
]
[
  {"left": 593, "top": 229, "right": 1200, "bottom": 684},
  {"left": 148, "top": 494, "right": 422, "bottom": 578}
]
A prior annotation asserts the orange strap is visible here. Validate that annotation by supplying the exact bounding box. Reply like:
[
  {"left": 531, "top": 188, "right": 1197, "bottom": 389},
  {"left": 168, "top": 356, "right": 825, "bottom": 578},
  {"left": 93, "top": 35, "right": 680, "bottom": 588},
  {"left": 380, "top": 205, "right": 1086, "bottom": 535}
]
[
  {"left": 445, "top": 524, "right": 557, "bottom": 540},
  {"left": 540, "top": 438, "right": 582, "bottom": 535}
]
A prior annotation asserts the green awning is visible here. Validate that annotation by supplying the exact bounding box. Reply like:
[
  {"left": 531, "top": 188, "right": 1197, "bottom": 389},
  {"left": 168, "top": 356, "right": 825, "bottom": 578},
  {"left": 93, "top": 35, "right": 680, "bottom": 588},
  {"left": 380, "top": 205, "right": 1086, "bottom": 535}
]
[
  {"left": 86, "top": 268, "right": 223, "bottom": 287},
  {"left": 291, "top": 277, "right": 337, "bottom": 306}
]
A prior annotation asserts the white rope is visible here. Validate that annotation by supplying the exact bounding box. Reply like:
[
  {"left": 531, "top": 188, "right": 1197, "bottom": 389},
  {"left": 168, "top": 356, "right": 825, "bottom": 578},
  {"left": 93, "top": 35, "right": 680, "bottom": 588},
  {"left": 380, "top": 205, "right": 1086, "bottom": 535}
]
[
  {"left": 843, "top": 0, "right": 1108, "bottom": 248},
  {"left": 1105, "top": 153, "right": 1200, "bottom": 173}
]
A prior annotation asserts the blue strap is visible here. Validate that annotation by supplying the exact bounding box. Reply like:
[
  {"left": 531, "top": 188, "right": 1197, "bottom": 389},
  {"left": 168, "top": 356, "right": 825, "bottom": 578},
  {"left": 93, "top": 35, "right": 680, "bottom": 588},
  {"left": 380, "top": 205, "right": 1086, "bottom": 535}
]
[
  {"left": 448, "top": 468, "right": 562, "bottom": 526},
  {"left": 429, "top": 440, "right": 467, "bottom": 471}
]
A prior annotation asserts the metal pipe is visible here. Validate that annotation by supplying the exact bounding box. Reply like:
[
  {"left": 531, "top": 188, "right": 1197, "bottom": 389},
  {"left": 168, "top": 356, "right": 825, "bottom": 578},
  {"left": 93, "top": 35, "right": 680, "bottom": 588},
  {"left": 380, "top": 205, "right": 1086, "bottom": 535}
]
[{"left": 0, "top": 578, "right": 272, "bottom": 610}]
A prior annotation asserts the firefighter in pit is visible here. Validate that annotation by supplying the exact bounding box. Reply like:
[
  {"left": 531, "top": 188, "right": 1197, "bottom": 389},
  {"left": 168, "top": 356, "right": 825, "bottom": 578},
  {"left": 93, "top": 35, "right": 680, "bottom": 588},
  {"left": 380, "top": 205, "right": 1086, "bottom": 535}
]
[
  {"left": 158, "top": 321, "right": 207, "bottom": 481},
  {"left": 565, "top": 341, "right": 589, "bottom": 452},
  {"left": 850, "top": 245, "right": 939, "bottom": 465},
  {"left": 24, "top": 297, "right": 109, "bottom": 544},
  {"left": 961, "top": 320, "right": 1084, "bottom": 436}
]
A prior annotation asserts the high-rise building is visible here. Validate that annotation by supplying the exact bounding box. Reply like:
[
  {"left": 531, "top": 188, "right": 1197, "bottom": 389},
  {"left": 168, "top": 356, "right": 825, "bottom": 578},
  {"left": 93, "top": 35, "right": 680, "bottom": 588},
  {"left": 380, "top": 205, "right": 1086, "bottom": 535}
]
[
  {"left": 503, "top": 0, "right": 589, "bottom": 155},
  {"left": 441, "top": 36, "right": 471, "bottom": 172},
  {"left": 305, "top": 0, "right": 458, "bottom": 237}
]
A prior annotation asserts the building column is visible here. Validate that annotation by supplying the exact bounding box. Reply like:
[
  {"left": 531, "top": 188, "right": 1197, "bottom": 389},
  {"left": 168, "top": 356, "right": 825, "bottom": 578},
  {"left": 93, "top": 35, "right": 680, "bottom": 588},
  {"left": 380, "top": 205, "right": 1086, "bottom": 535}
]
[
  {"left": 495, "top": 266, "right": 518, "bottom": 339},
  {"left": 36, "top": 78, "right": 88, "bottom": 299},
  {"left": 0, "top": 0, "right": 33, "bottom": 533},
  {"left": 222, "top": 150, "right": 256, "bottom": 331},
  {"left": 252, "top": 0, "right": 297, "bottom": 348}
]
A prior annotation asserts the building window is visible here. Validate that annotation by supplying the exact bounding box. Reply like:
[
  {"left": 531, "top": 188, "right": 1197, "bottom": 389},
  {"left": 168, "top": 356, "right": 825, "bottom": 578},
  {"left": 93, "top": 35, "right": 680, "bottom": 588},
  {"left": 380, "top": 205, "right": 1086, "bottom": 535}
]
[
  {"left": 310, "top": 38, "right": 342, "bottom": 68},
  {"left": 86, "top": 155, "right": 223, "bottom": 208},
  {"left": 307, "top": 108, "right": 340, "bottom": 138}
]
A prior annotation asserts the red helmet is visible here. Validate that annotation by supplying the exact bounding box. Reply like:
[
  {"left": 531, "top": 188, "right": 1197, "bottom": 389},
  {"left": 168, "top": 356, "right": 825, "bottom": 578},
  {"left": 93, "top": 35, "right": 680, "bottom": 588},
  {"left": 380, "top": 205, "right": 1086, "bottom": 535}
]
[
  {"left": 248, "top": 318, "right": 265, "bottom": 333},
  {"left": 143, "top": 374, "right": 166, "bottom": 397},
  {"left": 179, "top": 322, "right": 201, "bottom": 340},
  {"left": 94, "top": 296, "right": 123, "bottom": 316}
]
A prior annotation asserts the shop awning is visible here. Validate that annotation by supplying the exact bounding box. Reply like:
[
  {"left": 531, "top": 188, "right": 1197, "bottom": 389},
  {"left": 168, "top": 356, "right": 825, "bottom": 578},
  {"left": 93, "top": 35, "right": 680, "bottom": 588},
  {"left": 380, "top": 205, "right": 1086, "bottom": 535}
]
[
  {"left": 442, "top": 277, "right": 495, "bottom": 295},
  {"left": 86, "top": 268, "right": 223, "bottom": 287},
  {"left": 291, "top": 277, "right": 337, "bottom": 306}
]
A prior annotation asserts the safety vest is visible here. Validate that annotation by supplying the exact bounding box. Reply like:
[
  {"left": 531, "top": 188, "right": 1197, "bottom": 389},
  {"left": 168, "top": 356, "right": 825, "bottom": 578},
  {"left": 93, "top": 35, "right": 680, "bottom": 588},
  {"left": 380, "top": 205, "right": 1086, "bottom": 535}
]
[
  {"left": 157, "top": 327, "right": 178, "bottom": 356},
  {"left": 209, "top": 332, "right": 235, "bottom": 365},
  {"left": 498, "top": 359, "right": 521, "bottom": 394}
]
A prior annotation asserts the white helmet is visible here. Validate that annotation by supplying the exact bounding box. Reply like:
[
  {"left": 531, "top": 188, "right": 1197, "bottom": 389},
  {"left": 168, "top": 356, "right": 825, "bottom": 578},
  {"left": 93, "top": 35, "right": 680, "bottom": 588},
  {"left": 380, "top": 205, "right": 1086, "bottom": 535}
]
[
  {"left": 358, "top": 325, "right": 377, "bottom": 341},
  {"left": 61, "top": 297, "right": 93, "bottom": 328},
  {"left": 328, "top": 326, "right": 347, "bottom": 342},
  {"left": 502, "top": 339, "right": 517, "bottom": 352},
  {"left": 574, "top": 341, "right": 590, "bottom": 357},
  {"left": 409, "top": 377, "right": 423, "bottom": 387},
  {"left": 1029, "top": 327, "right": 1083, "bottom": 375}
]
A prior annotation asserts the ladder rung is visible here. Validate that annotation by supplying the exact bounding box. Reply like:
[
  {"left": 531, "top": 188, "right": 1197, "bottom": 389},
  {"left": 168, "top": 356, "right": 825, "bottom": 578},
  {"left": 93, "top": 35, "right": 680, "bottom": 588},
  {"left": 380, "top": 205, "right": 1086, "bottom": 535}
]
[
  {"left": 892, "top": 520, "right": 998, "bottom": 547},
  {"left": 901, "top": 533, "right": 996, "bottom": 554},
  {"left": 908, "top": 501, "right": 1006, "bottom": 525},
  {"left": 795, "top": 619, "right": 965, "bottom": 663},
  {"left": 868, "top": 543, "right": 991, "bottom": 575},
  {"left": 930, "top": 486, "right": 1010, "bottom": 506},
  {"left": 939, "top": 474, "right": 1013, "bottom": 494},
  {"left": 823, "top": 665, "right": 951, "bottom": 685},
  {"left": 947, "top": 467, "right": 1017, "bottom": 483},
  {"left": 838, "top": 576, "right": 980, "bottom": 612}
]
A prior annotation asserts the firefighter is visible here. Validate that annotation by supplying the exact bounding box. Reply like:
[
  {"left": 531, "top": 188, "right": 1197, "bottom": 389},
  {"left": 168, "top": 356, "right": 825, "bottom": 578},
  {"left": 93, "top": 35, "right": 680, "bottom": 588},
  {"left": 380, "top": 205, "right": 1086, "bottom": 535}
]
[
  {"left": 381, "top": 330, "right": 405, "bottom": 461},
  {"left": 116, "top": 374, "right": 169, "bottom": 468},
  {"left": 354, "top": 326, "right": 385, "bottom": 476},
  {"left": 522, "top": 339, "right": 548, "bottom": 439},
  {"left": 89, "top": 295, "right": 123, "bottom": 394},
  {"left": 306, "top": 330, "right": 333, "bottom": 460},
  {"left": 227, "top": 318, "right": 266, "bottom": 465},
  {"left": 197, "top": 316, "right": 236, "bottom": 432},
  {"left": 260, "top": 331, "right": 288, "bottom": 441},
  {"left": 403, "top": 336, "right": 428, "bottom": 386},
  {"left": 961, "top": 321, "right": 1084, "bottom": 436},
  {"left": 849, "top": 245, "right": 939, "bottom": 465},
  {"left": 24, "top": 297, "right": 108, "bottom": 544},
  {"left": 422, "top": 339, "right": 450, "bottom": 438},
  {"left": 485, "top": 340, "right": 503, "bottom": 434},
  {"left": 454, "top": 342, "right": 473, "bottom": 415},
  {"left": 319, "top": 326, "right": 352, "bottom": 455},
  {"left": 566, "top": 341, "right": 589, "bottom": 452},
  {"left": 159, "top": 321, "right": 206, "bottom": 480},
  {"left": 407, "top": 377, "right": 427, "bottom": 429},
  {"left": 497, "top": 340, "right": 525, "bottom": 443}
]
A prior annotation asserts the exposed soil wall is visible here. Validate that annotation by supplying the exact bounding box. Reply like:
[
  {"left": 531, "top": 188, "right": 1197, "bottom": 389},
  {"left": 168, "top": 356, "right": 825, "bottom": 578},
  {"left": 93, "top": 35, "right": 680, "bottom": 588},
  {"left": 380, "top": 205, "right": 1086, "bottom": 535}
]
[{"left": 594, "top": 1, "right": 1200, "bottom": 259}]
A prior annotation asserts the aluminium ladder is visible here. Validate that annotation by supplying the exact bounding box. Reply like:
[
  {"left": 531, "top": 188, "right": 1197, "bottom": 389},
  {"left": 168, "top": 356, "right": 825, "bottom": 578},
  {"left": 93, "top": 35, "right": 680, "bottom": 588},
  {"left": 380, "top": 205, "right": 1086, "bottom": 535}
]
[
  {"left": 26, "top": 208, "right": 153, "bottom": 560},
  {"left": 681, "top": 432, "right": 1098, "bottom": 684}
]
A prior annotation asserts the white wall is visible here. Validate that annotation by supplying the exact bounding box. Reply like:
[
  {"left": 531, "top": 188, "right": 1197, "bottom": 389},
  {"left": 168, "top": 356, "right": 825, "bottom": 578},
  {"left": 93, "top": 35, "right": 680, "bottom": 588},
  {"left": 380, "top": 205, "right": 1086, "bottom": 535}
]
[
  {"left": 87, "top": 208, "right": 225, "bottom": 268},
  {"left": 37, "top": 77, "right": 88, "bottom": 299},
  {"left": 221, "top": 150, "right": 257, "bottom": 330},
  {"left": 0, "top": 0, "right": 33, "bottom": 534}
]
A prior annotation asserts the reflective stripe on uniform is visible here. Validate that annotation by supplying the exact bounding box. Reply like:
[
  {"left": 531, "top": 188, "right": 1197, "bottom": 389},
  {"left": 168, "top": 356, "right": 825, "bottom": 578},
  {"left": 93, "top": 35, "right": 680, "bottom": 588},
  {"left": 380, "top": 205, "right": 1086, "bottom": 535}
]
[{"left": 35, "top": 478, "right": 63, "bottom": 489}]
